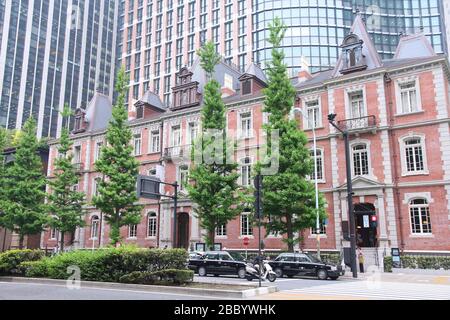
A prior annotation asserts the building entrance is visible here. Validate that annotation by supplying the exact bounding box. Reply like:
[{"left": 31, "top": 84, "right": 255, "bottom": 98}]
[{"left": 354, "top": 203, "right": 377, "bottom": 248}]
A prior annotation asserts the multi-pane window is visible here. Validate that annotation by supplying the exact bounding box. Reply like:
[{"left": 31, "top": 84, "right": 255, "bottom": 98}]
[
  {"left": 179, "top": 165, "right": 189, "bottom": 191},
  {"left": 305, "top": 100, "right": 320, "bottom": 129},
  {"left": 93, "top": 178, "right": 102, "bottom": 197},
  {"left": 238, "top": 35, "right": 246, "bottom": 52},
  {"left": 133, "top": 133, "right": 142, "bottom": 156},
  {"left": 171, "top": 125, "right": 181, "bottom": 147},
  {"left": 241, "top": 157, "right": 252, "bottom": 186},
  {"left": 147, "top": 212, "right": 157, "bottom": 237},
  {"left": 239, "top": 54, "right": 247, "bottom": 72},
  {"left": 404, "top": 138, "right": 425, "bottom": 173},
  {"left": 238, "top": 17, "right": 246, "bottom": 35},
  {"left": 150, "top": 130, "right": 160, "bottom": 153},
  {"left": 352, "top": 144, "right": 369, "bottom": 176},
  {"left": 95, "top": 141, "right": 103, "bottom": 161},
  {"left": 91, "top": 215, "right": 99, "bottom": 239},
  {"left": 399, "top": 81, "right": 418, "bottom": 113},
  {"left": 50, "top": 227, "right": 58, "bottom": 240},
  {"left": 410, "top": 199, "right": 432, "bottom": 234},
  {"left": 239, "top": 112, "right": 252, "bottom": 138},
  {"left": 349, "top": 90, "right": 365, "bottom": 118},
  {"left": 241, "top": 212, "right": 253, "bottom": 236},
  {"left": 188, "top": 122, "right": 198, "bottom": 145},
  {"left": 216, "top": 224, "right": 227, "bottom": 237},
  {"left": 128, "top": 224, "right": 138, "bottom": 238},
  {"left": 311, "top": 221, "right": 327, "bottom": 235},
  {"left": 310, "top": 149, "right": 324, "bottom": 181}
]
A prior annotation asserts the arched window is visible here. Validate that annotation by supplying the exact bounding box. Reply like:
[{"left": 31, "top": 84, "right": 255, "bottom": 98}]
[
  {"left": 352, "top": 144, "right": 369, "bottom": 176},
  {"left": 409, "top": 199, "right": 432, "bottom": 234},
  {"left": 147, "top": 212, "right": 157, "bottom": 238},
  {"left": 91, "top": 215, "right": 99, "bottom": 239}
]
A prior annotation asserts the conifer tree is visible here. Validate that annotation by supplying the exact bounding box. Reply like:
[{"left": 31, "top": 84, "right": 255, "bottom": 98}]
[
  {"left": 93, "top": 68, "right": 142, "bottom": 246},
  {"left": 0, "top": 117, "right": 47, "bottom": 249},
  {"left": 260, "top": 18, "right": 327, "bottom": 252},
  {"left": 187, "top": 42, "right": 247, "bottom": 249},
  {"left": 47, "top": 105, "right": 86, "bottom": 251}
]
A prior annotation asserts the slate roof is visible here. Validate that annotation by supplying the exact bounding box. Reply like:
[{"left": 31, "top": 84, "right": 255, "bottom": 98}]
[
  {"left": 137, "top": 90, "right": 166, "bottom": 111},
  {"left": 84, "top": 93, "right": 113, "bottom": 132}
]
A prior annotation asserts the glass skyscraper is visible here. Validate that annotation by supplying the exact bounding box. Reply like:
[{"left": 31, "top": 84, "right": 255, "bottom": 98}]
[
  {"left": 0, "top": 0, "right": 118, "bottom": 138},
  {"left": 253, "top": 0, "right": 446, "bottom": 74}
]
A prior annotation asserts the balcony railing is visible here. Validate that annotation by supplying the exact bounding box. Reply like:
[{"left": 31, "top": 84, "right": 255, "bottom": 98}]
[
  {"left": 164, "top": 145, "right": 191, "bottom": 161},
  {"left": 337, "top": 115, "right": 377, "bottom": 132}
]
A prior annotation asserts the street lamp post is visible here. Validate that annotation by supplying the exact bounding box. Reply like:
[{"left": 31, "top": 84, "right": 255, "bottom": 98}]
[
  {"left": 293, "top": 108, "right": 321, "bottom": 260},
  {"left": 328, "top": 113, "right": 358, "bottom": 279}
]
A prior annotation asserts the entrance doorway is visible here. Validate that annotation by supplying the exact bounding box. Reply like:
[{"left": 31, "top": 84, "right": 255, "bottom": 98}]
[
  {"left": 354, "top": 203, "right": 377, "bottom": 248},
  {"left": 177, "top": 213, "right": 190, "bottom": 249}
]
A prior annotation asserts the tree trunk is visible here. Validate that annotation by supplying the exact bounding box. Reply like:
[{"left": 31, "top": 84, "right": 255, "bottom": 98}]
[
  {"left": 60, "top": 231, "right": 65, "bottom": 252},
  {"left": 286, "top": 215, "right": 294, "bottom": 252},
  {"left": 18, "top": 234, "right": 24, "bottom": 250},
  {"left": 207, "top": 229, "right": 215, "bottom": 251}
]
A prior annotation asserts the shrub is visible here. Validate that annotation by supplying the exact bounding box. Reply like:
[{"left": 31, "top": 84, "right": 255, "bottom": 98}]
[
  {"left": 18, "top": 247, "right": 190, "bottom": 283},
  {"left": 20, "top": 260, "right": 49, "bottom": 278},
  {"left": 384, "top": 256, "right": 393, "bottom": 273},
  {"left": 119, "top": 269, "right": 194, "bottom": 285},
  {"left": 383, "top": 255, "right": 450, "bottom": 272},
  {"left": 0, "top": 249, "right": 45, "bottom": 276}
]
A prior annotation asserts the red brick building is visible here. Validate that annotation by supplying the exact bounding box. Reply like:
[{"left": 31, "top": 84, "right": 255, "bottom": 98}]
[{"left": 42, "top": 16, "right": 450, "bottom": 262}]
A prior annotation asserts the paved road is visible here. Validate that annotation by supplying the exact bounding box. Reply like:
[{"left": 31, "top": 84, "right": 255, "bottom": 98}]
[
  {"left": 0, "top": 281, "right": 223, "bottom": 300},
  {"left": 194, "top": 273, "right": 450, "bottom": 300}
]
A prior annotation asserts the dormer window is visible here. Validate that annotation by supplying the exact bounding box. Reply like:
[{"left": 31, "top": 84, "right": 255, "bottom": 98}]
[
  {"left": 136, "top": 105, "right": 144, "bottom": 119},
  {"left": 242, "top": 79, "right": 252, "bottom": 95},
  {"left": 340, "top": 33, "right": 367, "bottom": 74},
  {"left": 72, "top": 108, "right": 87, "bottom": 133}
]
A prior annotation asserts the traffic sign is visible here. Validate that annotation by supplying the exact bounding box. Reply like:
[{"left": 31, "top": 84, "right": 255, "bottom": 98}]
[{"left": 243, "top": 237, "right": 249, "bottom": 246}]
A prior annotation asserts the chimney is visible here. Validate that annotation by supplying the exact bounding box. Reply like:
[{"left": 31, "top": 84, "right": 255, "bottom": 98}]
[{"left": 297, "top": 56, "right": 312, "bottom": 83}]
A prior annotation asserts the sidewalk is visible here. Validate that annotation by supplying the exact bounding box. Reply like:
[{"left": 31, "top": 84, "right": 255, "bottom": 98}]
[{"left": 340, "top": 270, "right": 450, "bottom": 285}]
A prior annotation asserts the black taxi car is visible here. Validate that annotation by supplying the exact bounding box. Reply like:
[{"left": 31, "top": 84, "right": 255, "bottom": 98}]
[
  {"left": 269, "top": 252, "right": 344, "bottom": 280},
  {"left": 188, "top": 251, "right": 247, "bottom": 279}
]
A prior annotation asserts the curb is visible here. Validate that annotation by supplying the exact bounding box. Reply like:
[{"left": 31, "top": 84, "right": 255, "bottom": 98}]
[{"left": 0, "top": 277, "right": 278, "bottom": 299}]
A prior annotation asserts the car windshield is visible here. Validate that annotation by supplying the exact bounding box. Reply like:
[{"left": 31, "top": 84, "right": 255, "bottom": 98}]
[{"left": 305, "top": 253, "right": 322, "bottom": 263}]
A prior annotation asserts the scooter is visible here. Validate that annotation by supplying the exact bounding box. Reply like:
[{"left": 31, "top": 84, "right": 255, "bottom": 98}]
[{"left": 245, "top": 260, "right": 277, "bottom": 282}]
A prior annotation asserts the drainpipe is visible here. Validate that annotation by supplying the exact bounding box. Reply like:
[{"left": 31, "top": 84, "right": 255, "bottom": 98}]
[{"left": 384, "top": 73, "right": 405, "bottom": 250}]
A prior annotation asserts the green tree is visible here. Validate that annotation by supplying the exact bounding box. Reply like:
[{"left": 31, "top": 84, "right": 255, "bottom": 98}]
[
  {"left": 47, "top": 105, "right": 86, "bottom": 252},
  {"left": 93, "top": 67, "right": 142, "bottom": 246},
  {"left": 260, "top": 18, "right": 327, "bottom": 252},
  {"left": 0, "top": 117, "right": 47, "bottom": 249},
  {"left": 187, "top": 41, "right": 247, "bottom": 249},
  {"left": 0, "top": 128, "right": 7, "bottom": 209}
]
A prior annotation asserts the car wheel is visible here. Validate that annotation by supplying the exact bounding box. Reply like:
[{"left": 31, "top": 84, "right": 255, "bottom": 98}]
[
  {"left": 274, "top": 268, "right": 283, "bottom": 278},
  {"left": 317, "top": 269, "right": 328, "bottom": 280},
  {"left": 237, "top": 267, "right": 247, "bottom": 279},
  {"left": 330, "top": 276, "right": 339, "bottom": 280},
  {"left": 198, "top": 266, "right": 207, "bottom": 277}
]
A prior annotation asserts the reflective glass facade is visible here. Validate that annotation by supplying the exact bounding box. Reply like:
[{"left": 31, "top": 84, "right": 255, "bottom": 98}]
[
  {"left": 252, "top": 0, "right": 446, "bottom": 74},
  {"left": 0, "top": 0, "right": 118, "bottom": 138}
]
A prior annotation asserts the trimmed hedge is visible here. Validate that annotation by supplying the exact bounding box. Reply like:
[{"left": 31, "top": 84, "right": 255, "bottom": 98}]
[
  {"left": 20, "top": 247, "right": 189, "bottom": 283},
  {"left": 119, "top": 269, "right": 194, "bottom": 285},
  {"left": 0, "top": 250, "right": 45, "bottom": 276},
  {"left": 384, "top": 255, "right": 450, "bottom": 272}
]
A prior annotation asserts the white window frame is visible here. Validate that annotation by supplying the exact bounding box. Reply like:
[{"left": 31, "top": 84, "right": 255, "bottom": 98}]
[
  {"left": 94, "top": 140, "right": 104, "bottom": 161},
  {"left": 395, "top": 77, "right": 422, "bottom": 115},
  {"left": 128, "top": 224, "right": 138, "bottom": 239},
  {"left": 92, "top": 177, "right": 102, "bottom": 197},
  {"left": 302, "top": 97, "right": 322, "bottom": 130},
  {"left": 73, "top": 144, "right": 82, "bottom": 164},
  {"left": 240, "top": 156, "right": 252, "bottom": 186},
  {"left": 216, "top": 224, "right": 227, "bottom": 237},
  {"left": 187, "top": 122, "right": 198, "bottom": 145},
  {"left": 310, "top": 221, "right": 327, "bottom": 237},
  {"left": 344, "top": 86, "right": 367, "bottom": 121},
  {"left": 178, "top": 164, "right": 189, "bottom": 191},
  {"left": 409, "top": 198, "right": 432, "bottom": 236},
  {"left": 149, "top": 129, "right": 161, "bottom": 154},
  {"left": 133, "top": 132, "right": 142, "bottom": 156},
  {"left": 90, "top": 215, "right": 100, "bottom": 239},
  {"left": 309, "top": 147, "right": 325, "bottom": 183},
  {"left": 351, "top": 142, "right": 371, "bottom": 177},
  {"left": 238, "top": 110, "right": 253, "bottom": 139},
  {"left": 170, "top": 125, "right": 182, "bottom": 147},
  {"left": 147, "top": 212, "right": 157, "bottom": 238},
  {"left": 50, "top": 227, "right": 58, "bottom": 240},
  {"left": 399, "top": 133, "right": 429, "bottom": 176},
  {"left": 240, "top": 212, "right": 254, "bottom": 237}
]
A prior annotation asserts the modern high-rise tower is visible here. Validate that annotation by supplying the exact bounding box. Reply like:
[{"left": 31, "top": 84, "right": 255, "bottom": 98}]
[
  {"left": 118, "top": 0, "right": 447, "bottom": 111},
  {"left": 0, "top": 0, "right": 118, "bottom": 138}
]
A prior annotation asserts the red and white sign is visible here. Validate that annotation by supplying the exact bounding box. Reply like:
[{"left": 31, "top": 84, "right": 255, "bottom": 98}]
[{"left": 243, "top": 237, "right": 249, "bottom": 246}]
